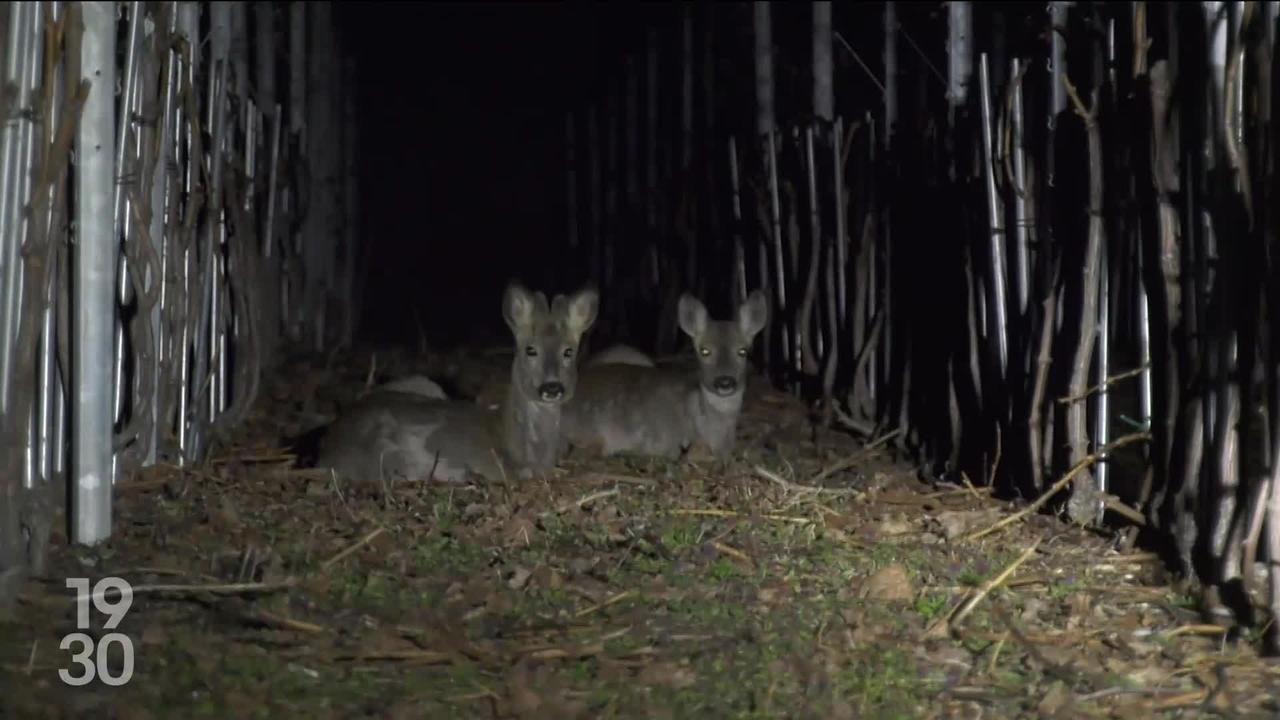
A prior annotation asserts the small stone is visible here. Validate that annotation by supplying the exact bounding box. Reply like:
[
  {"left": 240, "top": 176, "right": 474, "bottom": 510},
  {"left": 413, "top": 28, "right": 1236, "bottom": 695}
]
[{"left": 862, "top": 564, "right": 914, "bottom": 602}]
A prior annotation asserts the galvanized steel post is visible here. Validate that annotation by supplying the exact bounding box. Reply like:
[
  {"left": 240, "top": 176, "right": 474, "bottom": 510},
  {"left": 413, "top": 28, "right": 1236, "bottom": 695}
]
[{"left": 73, "top": 1, "right": 119, "bottom": 545}]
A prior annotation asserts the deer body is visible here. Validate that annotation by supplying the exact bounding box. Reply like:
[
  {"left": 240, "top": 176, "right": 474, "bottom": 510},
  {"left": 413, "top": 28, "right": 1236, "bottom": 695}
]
[
  {"left": 586, "top": 343, "right": 656, "bottom": 368},
  {"left": 562, "top": 290, "right": 768, "bottom": 461},
  {"left": 316, "top": 284, "right": 598, "bottom": 483},
  {"left": 378, "top": 375, "right": 449, "bottom": 400}
]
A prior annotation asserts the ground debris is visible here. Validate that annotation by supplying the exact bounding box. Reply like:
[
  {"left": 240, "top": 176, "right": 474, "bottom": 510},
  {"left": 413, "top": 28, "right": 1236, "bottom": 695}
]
[{"left": 3, "top": 349, "right": 1278, "bottom": 718}]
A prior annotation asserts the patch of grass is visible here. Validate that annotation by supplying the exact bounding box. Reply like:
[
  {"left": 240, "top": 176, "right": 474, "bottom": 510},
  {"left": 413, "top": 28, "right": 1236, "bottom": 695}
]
[
  {"left": 956, "top": 566, "right": 984, "bottom": 586},
  {"left": 865, "top": 541, "right": 933, "bottom": 578},
  {"left": 527, "top": 585, "right": 575, "bottom": 616},
  {"left": 913, "top": 591, "right": 950, "bottom": 621},
  {"left": 833, "top": 646, "right": 932, "bottom": 717},
  {"left": 655, "top": 593, "right": 747, "bottom": 629},
  {"left": 1047, "top": 578, "right": 1079, "bottom": 600},
  {"left": 628, "top": 553, "right": 670, "bottom": 576},
  {"left": 707, "top": 558, "right": 741, "bottom": 581},
  {"left": 661, "top": 520, "right": 704, "bottom": 552},
  {"left": 412, "top": 532, "right": 488, "bottom": 576}
]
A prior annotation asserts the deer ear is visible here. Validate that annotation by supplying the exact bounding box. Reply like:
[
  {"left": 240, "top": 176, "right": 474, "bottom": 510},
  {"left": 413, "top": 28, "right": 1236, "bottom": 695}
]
[
  {"left": 503, "top": 283, "right": 537, "bottom": 336},
  {"left": 563, "top": 287, "right": 599, "bottom": 339},
  {"left": 677, "top": 293, "right": 707, "bottom": 339},
  {"left": 738, "top": 290, "right": 769, "bottom": 339}
]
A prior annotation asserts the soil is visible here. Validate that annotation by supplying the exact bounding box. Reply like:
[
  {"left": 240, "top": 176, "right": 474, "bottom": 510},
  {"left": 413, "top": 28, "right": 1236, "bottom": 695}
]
[{"left": 3, "top": 347, "right": 1279, "bottom": 719}]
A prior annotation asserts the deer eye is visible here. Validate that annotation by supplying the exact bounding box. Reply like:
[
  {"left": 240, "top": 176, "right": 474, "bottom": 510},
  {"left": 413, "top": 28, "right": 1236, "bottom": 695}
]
[
  {"left": 525, "top": 346, "right": 538, "bottom": 357},
  {"left": 737, "top": 347, "right": 747, "bottom": 357},
  {"left": 699, "top": 347, "right": 711, "bottom": 357},
  {"left": 562, "top": 347, "right": 574, "bottom": 359}
]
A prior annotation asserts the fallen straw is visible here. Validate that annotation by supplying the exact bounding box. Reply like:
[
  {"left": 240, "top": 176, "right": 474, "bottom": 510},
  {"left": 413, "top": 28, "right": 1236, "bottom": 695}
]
[
  {"left": 926, "top": 539, "right": 1041, "bottom": 638},
  {"left": 321, "top": 526, "right": 387, "bottom": 570}
]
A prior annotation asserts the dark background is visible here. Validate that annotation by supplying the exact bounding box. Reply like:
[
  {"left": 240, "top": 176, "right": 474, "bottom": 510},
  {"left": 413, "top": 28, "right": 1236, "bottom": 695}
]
[
  {"left": 335, "top": 2, "right": 924, "bottom": 349},
  {"left": 339, "top": 2, "right": 611, "bottom": 348}
]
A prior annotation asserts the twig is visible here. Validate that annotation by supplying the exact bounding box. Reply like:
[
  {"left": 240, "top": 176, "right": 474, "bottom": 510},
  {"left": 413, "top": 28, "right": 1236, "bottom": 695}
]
[
  {"left": 1056, "top": 364, "right": 1152, "bottom": 406},
  {"left": 989, "top": 425, "right": 1002, "bottom": 487},
  {"left": 575, "top": 590, "right": 636, "bottom": 618},
  {"left": 1001, "top": 60, "right": 1032, "bottom": 201},
  {"left": 1153, "top": 690, "right": 1211, "bottom": 709},
  {"left": 130, "top": 567, "right": 223, "bottom": 582},
  {"left": 571, "top": 472, "right": 657, "bottom": 487},
  {"left": 810, "top": 427, "right": 904, "bottom": 484},
  {"left": 1062, "top": 75, "right": 1097, "bottom": 125},
  {"left": 830, "top": 403, "right": 874, "bottom": 437},
  {"left": 241, "top": 608, "right": 326, "bottom": 633},
  {"left": 923, "top": 487, "right": 994, "bottom": 499},
  {"left": 934, "top": 539, "right": 1040, "bottom": 635},
  {"left": 491, "top": 448, "right": 508, "bottom": 483},
  {"left": 755, "top": 465, "right": 862, "bottom": 498},
  {"left": 446, "top": 689, "right": 499, "bottom": 703},
  {"left": 1132, "top": 2, "right": 1152, "bottom": 80},
  {"left": 672, "top": 507, "right": 813, "bottom": 524},
  {"left": 520, "top": 628, "right": 631, "bottom": 661},
  {"left": 327, "top": 468, "right": 353, "bottom": 521},
  {"left": 711, "top": 541, "right": 752, "bottom": 565},
  {"left": 896, "top": 25, "right": 949, "bottom": 91},
  {"left": 549, "top": 488, "right": 619, "bottom": 515},
  {"left": 1161, "top": 624, "right": 1229, "bottom": 638},
  {"left": 1100, "top": 495, "right": 1147, "bottom": 526},
  {"left": 524, "top": 643, "right": 605, "bottom": 660},
  {"left": 1077, "top": 686, "right": 1194, "bottom": 703},
  {"left": 834, "top": 31, "right": 886, "bottom": 95},
  {"left": 987, "top": 631, "right": 1008, "bottom": 675},
  {"left": 334, "top": 649, "right": 451, "bottom": 664},
  {"left": 321, "top": 526, "right": 387, "bottom": 571},
  {"left": 965, "top": 432, "right": 1151, "bottom": 541},
  {"left": 77, "top": 579, "right": 297, "bottom": 602},
  {"left": 997, "top": 613, "right": 1083, "bottom": 686},
  {"left": 207, "top": 451, "right": 296, "bottom": 465}
]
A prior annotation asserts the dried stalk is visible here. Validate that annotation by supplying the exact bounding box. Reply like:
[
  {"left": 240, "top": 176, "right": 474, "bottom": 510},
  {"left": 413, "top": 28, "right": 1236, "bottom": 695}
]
[{"left": 1060, "top": 76, "right": 1107, "bottom": 525}]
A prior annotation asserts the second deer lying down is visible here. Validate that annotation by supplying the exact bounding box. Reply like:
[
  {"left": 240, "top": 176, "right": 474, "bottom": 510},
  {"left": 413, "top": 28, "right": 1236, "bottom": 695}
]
[
  {"left": 562, "top": 290, "right": 768, "bottom": 461},
  {"left": 315, "top": 283, "right": 598, "bottom": 483},
  {"left": 586, "top": 343, "right": 656, "bottom": 368}
]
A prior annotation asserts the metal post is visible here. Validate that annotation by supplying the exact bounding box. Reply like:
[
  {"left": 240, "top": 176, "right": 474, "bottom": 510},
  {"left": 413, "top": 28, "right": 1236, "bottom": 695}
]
[
  {"left": 37, "top": 2, "right": 65, "bottom": 486},
  {"left": 17, "top": 3, "right": 46, "bottom": 489},
  {"left": 73, "top": 1, "right": 119, "bottom": 545},
  {"left": 175, "top": 0, "right": 199, "bottom": 464},
  {"left": 979, "top": 54, "right": 1009, "bottom": 378},
  {"left": 947, "top": 2, "right": 973, "bottom": 112},
  {"left": 0, "top": 1, "right": 35, "bottom": 415},
  {"left": 111, "top": 3, "right": 144, "bottom": 459},
  {"left": 145, "top": 2, "right": 179, "bottom": 465}
]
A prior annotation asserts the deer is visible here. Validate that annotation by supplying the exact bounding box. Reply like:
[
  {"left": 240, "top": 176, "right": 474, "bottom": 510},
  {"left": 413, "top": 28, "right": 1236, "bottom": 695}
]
[
  {"left": 561, "top": 290, "right": 768, "bottom": 461},
  {"left": 315, "top": 283, "right": 598, "bottom": 483}
]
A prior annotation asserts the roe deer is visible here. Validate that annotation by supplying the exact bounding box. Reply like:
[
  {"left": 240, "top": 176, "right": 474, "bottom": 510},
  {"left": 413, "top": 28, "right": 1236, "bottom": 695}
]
[
  {"left": 586, "top": 343, "right": 656, "bottom": 368},
  {"left": 316, "top": 283, "right": 598, "bottom": 483},
  {"left": 562, "top": 290, "right": 768, "bottom": 461},
  {"left": 378, "top": 375, "right": 449, "bottom": 400}
]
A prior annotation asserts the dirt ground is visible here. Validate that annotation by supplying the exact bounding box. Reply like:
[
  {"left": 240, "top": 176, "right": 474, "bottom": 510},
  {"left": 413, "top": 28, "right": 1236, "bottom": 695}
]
[{"left": 3, "top": 348, "right": 1279, "bottom": 719}]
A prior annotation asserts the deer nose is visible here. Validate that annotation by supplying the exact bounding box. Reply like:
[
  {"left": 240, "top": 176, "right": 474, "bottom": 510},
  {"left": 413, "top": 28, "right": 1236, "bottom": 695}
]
[
  {"left": 538, "top": 382, "right": 565, "bottom": 401},
  {"left": 712, "top": 376, "right": 738, "bottom": 394}
]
